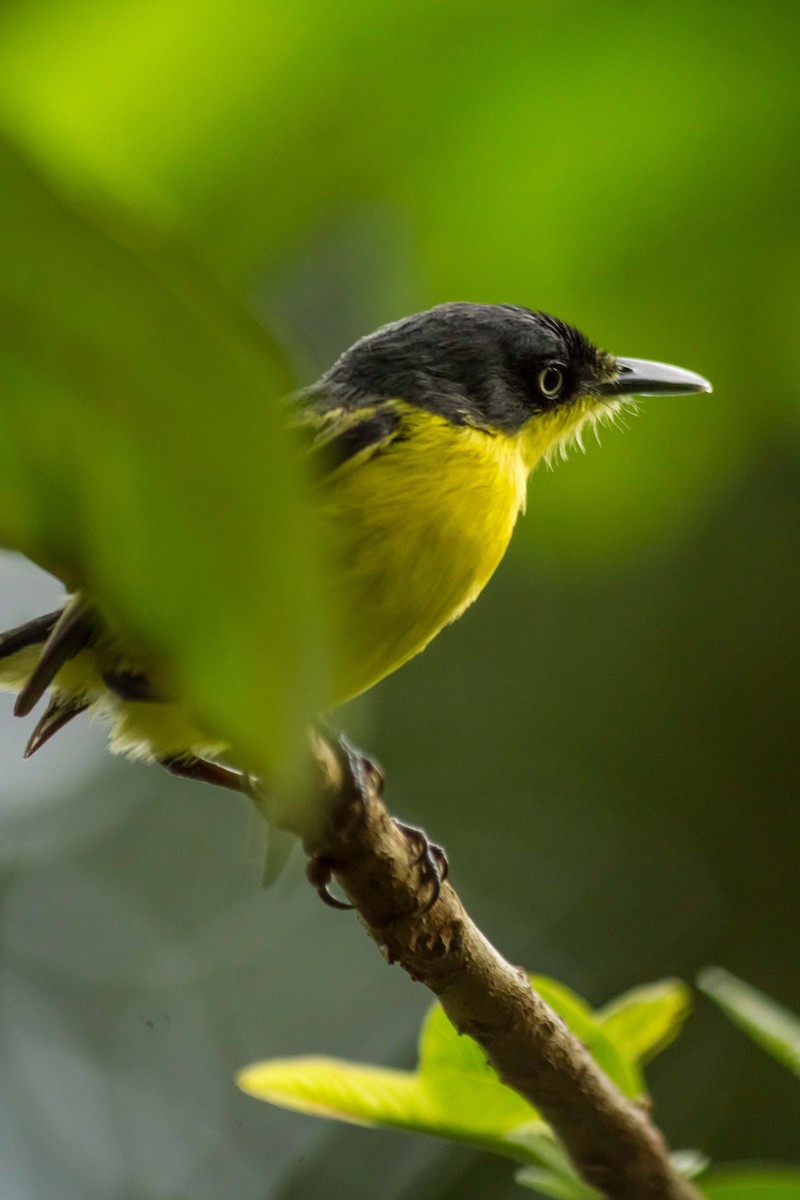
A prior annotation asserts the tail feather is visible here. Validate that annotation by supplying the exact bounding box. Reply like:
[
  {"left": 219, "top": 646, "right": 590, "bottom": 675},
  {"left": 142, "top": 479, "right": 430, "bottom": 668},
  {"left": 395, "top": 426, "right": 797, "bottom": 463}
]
[
  {"left": 24, "top": 693, "right": 90, "bottom": 758},
  {"left": 13, "top": 595, "right": 99, "bottom": 718},
  {"left": 0, "top": 610, "right": 62, "bottom": 661}
]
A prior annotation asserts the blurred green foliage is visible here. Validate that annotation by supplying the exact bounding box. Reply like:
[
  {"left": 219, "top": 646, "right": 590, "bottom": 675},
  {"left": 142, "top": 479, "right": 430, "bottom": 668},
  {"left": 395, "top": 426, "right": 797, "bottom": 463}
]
[
  {"left": 3, "top": 0, "right": 799, "bottom": 568},
  {"left": 0, "top": 2, "right": 798, "bottom": 1199},
  {"left": 701, "top": 1173, "right": 800, "bottom": 1200},
  {"left": 698, "top": 969, "right": 800, "bottom": 1079},
  {"left": 0, "top": 136, "right": 329, "bottom": 778}
]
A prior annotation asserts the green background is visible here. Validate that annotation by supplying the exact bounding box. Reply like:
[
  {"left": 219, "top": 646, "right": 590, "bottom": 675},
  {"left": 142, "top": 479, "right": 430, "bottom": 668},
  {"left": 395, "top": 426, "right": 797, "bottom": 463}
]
[{"left": 0, "top": 2, "right": 797, "bottom": 1197}]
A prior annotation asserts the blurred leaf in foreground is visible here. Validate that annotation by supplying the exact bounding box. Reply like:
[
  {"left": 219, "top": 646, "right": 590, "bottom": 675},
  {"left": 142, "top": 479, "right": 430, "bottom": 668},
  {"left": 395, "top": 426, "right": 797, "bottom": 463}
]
[
  {"left": 700, "top": 1168, "right": 800, "bottom": 1200},
  {"left": 0, "top": 131, "right": 329, "bottom": 781},
  {"left": 698, "top": 968, "right": 800, "bottom": 1080}
]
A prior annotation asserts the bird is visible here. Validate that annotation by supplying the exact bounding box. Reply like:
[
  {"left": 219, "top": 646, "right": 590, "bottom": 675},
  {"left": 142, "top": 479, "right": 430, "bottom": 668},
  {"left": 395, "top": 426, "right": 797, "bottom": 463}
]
[{"left": 0, "top": 303, "right": 710, "bottom": 795}]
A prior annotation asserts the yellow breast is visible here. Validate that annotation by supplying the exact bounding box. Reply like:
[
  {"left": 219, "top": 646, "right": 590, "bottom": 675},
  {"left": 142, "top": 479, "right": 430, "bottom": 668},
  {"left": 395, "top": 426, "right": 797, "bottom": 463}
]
[{"left": 323, "top": 408, "right": 529, "bottom": 703}]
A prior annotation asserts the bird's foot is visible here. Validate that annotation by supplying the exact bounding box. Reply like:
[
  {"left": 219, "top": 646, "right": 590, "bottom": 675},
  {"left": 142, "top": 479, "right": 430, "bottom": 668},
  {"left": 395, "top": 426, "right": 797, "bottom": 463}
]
[
  {"left": 307, "top": 728, "right": 448, "bottom": 915},
  {"left": 307, "top": 730, "right": 379, "bottom": 909},
  {"left": 307, "top": 854, "right": 354, "bottom": 910},
  {"left": 393, "top": 820, "right": 449, "bottom": 914}
]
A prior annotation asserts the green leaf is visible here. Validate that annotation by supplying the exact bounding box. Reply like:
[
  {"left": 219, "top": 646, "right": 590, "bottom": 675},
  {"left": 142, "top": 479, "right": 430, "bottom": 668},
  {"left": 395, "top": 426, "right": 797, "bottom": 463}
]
[
  {"left": 700, "top": 1168, "right": 800, "bottom": 1199},
  {"left": 417, "top": 978, "right": 641, "bottom": 1121},
  {"left": 698, "top": 969, "right": 800, "bottom": 1078},
  {"left": 238, "top": 975, "right": 675, "bottom": 1155},
  {"left": 236, "top": 1054, "right": 539, "bottom": 1155},
  {"left": 0, "top": 131, "right": 330, "bottom": 781},
  {"left": 238, "top": 989, "right": 547, "bottom": 1157},
  {"left": 237, "top": 1058, "right": 438, "bottom": 1133},
  {"left": 597, "top": 979, "right": 691, "bottom": 1065}
]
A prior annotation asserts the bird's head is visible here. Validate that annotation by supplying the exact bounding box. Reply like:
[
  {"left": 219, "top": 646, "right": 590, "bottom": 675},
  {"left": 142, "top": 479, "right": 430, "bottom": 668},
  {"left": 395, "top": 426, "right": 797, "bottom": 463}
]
[{"left": 323, "top": 302, "right": 711, "bottom": 469}]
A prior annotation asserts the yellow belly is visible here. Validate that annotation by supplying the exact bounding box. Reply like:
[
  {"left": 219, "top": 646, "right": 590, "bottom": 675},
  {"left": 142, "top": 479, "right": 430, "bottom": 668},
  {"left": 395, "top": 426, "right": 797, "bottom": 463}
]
[{"left": 324, "top": 411, "right": 528, "bottom": 703}]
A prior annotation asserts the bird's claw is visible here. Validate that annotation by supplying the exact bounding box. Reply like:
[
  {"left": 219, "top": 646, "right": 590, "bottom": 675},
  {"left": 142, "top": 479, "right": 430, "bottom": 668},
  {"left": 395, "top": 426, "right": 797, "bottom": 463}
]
[
  {"left": 393, "top": 820, "right": 449, "bottom": 913},
  {"left": 307, "top": 855, "right": 354, "bottom": 910},
  {"left": 308, "top": 728, "right": 448, "bottom": 915},
  {"left": 307, "top": 730, "right": 377, "bottom": 910}
]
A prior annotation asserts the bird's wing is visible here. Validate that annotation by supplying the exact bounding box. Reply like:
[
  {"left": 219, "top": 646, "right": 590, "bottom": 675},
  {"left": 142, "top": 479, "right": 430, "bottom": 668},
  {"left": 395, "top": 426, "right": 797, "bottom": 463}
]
[{"left": 292, "top": 392, "right": 406, "bottom": 479}]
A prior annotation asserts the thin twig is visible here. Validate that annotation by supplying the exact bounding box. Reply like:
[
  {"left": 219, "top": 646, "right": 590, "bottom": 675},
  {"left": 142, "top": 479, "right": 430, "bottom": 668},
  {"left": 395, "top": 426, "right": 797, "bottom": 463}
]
[{"left": 277, "top": 733, "right": 702, "bottom": 1200}]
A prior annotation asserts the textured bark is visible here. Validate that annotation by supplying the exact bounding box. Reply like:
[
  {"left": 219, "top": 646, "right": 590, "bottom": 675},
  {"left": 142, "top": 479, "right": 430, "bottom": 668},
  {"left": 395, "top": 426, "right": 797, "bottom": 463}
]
[{"left": 279, "top": 734, "right": 701, "bottom": 1200}]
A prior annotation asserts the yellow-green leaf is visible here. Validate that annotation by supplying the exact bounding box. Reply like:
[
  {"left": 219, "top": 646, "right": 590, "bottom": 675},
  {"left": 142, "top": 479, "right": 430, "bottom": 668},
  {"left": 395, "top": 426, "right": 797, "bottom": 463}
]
[
  {"left": 237, "top": 1058, "right": 429, "bottom": 1130},
  {"left": 597, "top": 979, "right": 691, "bottom": 1065},
  {"left": 236, "top": 1055, "right": 536, "bottom": 1152},
  {"left": 698, "top": 969, "right": 800, "bottom": 1079},
  {"left": 239, "top": 976, "right": 674, "bottom": 1154}
]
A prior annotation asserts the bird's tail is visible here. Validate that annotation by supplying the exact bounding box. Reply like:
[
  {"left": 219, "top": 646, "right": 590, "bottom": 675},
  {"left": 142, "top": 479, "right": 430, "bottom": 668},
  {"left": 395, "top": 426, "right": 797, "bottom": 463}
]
[
  {"left": 0, "top": 599, "right": 98, "bottom": 757},
  {"left": 0, "top": 610, "right": 62, "bottom": 693}
]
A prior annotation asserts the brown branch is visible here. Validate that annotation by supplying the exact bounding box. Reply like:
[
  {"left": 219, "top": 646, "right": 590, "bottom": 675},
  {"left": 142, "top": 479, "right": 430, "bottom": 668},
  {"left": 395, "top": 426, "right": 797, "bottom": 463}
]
[{"left": 277, "top": 733, "right": 702, "bottom": 1200}]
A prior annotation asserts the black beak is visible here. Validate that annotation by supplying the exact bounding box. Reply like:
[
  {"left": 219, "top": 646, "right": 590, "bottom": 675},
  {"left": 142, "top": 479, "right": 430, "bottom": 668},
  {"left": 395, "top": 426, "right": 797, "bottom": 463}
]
[{"left": 601, "top": 357, "right": 712, "bottom": 397}]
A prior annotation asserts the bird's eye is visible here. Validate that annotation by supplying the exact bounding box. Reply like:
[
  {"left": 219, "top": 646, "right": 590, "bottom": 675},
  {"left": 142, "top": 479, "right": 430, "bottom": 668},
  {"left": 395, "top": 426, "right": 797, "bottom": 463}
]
[{"left": 538, "top": 365, "right": 564, "bottom": 399}]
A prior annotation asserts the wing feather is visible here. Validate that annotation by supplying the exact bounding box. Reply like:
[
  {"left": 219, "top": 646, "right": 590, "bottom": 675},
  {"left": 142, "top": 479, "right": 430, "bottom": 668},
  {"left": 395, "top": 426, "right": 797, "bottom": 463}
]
[{"left": 292, "top": 388, "right": 406, "bottom": 478}]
